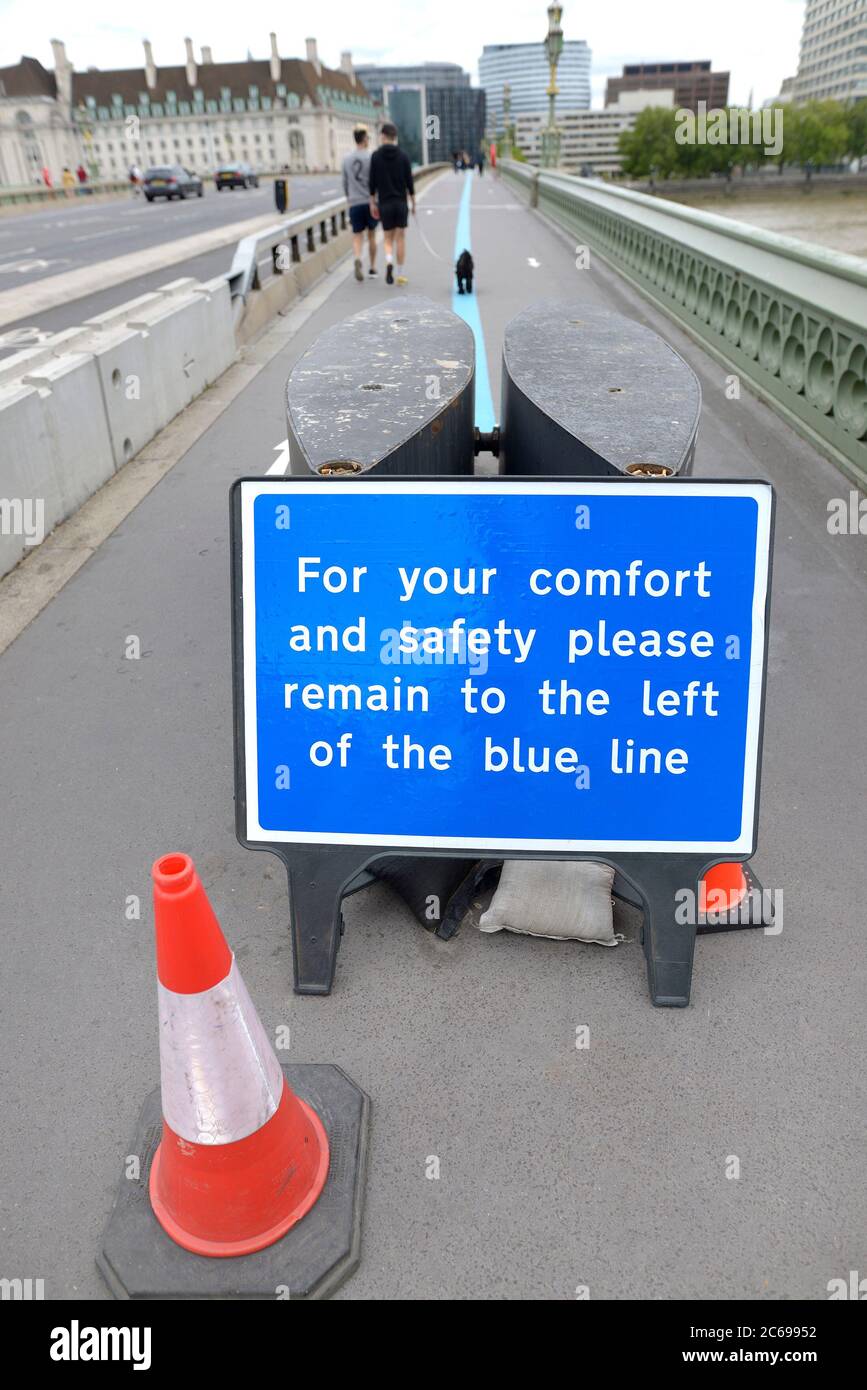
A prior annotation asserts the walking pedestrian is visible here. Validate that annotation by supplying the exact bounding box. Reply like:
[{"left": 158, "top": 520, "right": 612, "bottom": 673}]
[
  {"left": 342, "top": 126, "right": 378, "bottom": 281},
  {"left": 62, "top": 166, "right": 75, "bottom": 197},
  {"left": 477, "top": 149, "right": 486, "bottom": 177},
  {"left": 369, "top": 122, "right": 415, "bottom": 286}
]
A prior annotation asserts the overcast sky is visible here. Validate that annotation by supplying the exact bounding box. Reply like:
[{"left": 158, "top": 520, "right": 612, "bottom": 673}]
[{"left": 1, "top": 0, "right": 806, "bottom": 108}]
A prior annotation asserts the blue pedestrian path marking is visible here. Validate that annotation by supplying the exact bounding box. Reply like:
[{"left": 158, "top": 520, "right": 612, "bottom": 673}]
[{"left": 451, "top": 174, "right": 495, "bottom": 433}]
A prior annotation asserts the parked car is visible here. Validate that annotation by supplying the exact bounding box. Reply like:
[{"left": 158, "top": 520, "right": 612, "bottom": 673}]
[
  {"left": 143, "top": 166, "right": 204, "bottom": 201},
  {"left": 215, "top": 161, "right": 259, "bottom": 190}
]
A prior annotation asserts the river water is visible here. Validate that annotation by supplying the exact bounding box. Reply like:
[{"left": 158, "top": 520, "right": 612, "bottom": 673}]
[{"left": 675, "top": 190, "right": 867, "bottom": 259}]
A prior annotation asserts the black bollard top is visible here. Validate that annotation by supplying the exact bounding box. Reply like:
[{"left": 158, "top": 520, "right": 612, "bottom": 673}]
[
  {"left": 500, "top": 300, "right": 701, "bottom": 476},
  {"left": 285, "top": 295, "right": 475, "bottom": 477}
]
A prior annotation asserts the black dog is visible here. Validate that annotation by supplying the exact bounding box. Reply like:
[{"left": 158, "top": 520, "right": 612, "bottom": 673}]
[{"left": 455, "top": 249, "right": 474, "bottom": 295}]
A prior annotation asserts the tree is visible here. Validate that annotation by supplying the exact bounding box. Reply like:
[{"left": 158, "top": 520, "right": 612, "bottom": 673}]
[
  {"left": 844, "top": 100, "right": 867, "bottom": 164},
  {"left": 777, "top": 100, "right": 850, "bottom": 178},
  {"left": 618, "top": 108, "right": 680, "bottom": 179}
]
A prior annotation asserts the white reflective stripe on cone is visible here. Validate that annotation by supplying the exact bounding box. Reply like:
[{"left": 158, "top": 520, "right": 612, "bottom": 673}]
[{"left": 157, "top": 956, "right": 283, "bottom": 1145}]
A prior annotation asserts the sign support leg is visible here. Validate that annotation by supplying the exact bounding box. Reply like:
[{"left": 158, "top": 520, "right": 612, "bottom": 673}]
[
  {"left": 283, "top": 849, "right": 369, "bottom": 995},
  {"left": 626, "top": 855, "right": 703, "bottom": 1008}
]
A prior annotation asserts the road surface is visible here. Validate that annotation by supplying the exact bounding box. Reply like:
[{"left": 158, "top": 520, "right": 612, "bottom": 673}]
[{"left": 0, "top": 175, "right": 340, "bottom": 353}]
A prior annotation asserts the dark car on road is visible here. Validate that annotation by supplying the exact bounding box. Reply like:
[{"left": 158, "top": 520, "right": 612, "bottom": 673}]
[
  {"left": 215, "top": 161, "right": 259, "bottom": 190},
  {"left": 143, "top": 166, "right": 204, "bottom": 201}
]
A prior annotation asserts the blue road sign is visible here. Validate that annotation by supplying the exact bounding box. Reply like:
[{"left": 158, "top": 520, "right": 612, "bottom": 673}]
[{"left": 235, "top": 479, "right": 773, "bottom": 855}]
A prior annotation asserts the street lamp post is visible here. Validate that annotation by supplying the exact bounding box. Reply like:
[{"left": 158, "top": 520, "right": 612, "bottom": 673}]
[
  {"left": 502, "top": 81, "right": 513, "bottom": 154},
  {"left": 540, "top": 2, "right": 564, "bottom": 169}
]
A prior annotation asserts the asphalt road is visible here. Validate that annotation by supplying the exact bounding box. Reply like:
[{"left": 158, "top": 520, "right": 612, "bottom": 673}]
[
  {"left": 0, "top": 175, "right": 340, "bottom": 351},
  {"left": 0, "top": 169, "right": 864, "bottom": 1301}
]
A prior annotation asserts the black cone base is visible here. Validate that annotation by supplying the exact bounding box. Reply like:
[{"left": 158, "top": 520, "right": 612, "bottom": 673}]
[{"left": 97, "top": 1064, "right": 369, "bottom": 1300}]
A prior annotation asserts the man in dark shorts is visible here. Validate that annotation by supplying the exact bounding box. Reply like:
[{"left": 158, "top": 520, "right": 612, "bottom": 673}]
[
  {"left": 369, "top": 122, "right": 416, "bottom": 285},
  {"left": 342, "top": 126, "right": 378, "bottom": 281}
]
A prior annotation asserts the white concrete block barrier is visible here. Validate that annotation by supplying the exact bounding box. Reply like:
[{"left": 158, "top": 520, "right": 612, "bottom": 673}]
[
  {"left": 0, "top": 276, "right": 236, "bottom": 580},
  {"left": 87, "top": 276, "right": 235, "bottom": 467}
]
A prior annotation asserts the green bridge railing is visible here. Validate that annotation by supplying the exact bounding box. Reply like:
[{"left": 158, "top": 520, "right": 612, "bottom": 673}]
[{"left": 500, "top": 161, "right": 867, "bottom": 491}]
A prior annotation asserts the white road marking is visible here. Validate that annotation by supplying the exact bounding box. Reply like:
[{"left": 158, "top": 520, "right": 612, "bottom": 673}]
[
  {"left": 266, "top": 439, "right": 290, "bottom": 475},
  {"left": 73, "top": 228, "right": 118, "bottom": 243},
  {"left": 527, "top": 257, "right": 541, "bottom": 267},
  {"left": 0, "top": 258, "right": 66, "bottom": 275}
]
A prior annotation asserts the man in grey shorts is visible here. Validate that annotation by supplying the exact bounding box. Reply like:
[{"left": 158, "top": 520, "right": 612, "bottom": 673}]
[{"left": 342, "top": 126, "right": 378, "bottom": 281}]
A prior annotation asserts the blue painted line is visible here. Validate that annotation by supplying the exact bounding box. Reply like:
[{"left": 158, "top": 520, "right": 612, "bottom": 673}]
[{"left": 451, "top": 174, "right": 495, "bottom": 432}]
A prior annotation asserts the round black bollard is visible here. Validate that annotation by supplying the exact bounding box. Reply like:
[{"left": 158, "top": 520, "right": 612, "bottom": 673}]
[
  {"left": 500, "top": 300, "right": 700, "bottom": 477},
  {"left": 274, "top": 177, "right": 288, "bottom": 214},
  {"left": 285, "top": 296, "right": 476, "bottom": 477}
]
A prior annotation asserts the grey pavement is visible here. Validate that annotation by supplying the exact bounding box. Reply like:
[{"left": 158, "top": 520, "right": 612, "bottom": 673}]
[{"left": 0, "top": 167, "right": 864, "bottom": 1301}]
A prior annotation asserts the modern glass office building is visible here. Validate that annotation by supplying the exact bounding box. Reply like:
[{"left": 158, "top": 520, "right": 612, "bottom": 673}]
[
  {"left": 383, "top": 88, "right": 426, "bottom": 165},
  {"left": 354, "top": 63, "right": 470, "bottom": 102},
  {"left": 479, "top": 40, "right": 591, "bottom": 129},
  {"left": 354, "top": 63, "right": 486, "bottom": 165}
]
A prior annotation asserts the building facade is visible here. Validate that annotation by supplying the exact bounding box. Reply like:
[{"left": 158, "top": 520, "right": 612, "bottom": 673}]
[
  {"left": 354, "top": 63, "right": 470, "bottom": 100},
  {"left": 0, "top": 54, "right": 80, "bottom": 185},
  {"left": 427, "top": 85, "right": 486, "bottom": 161},
  {"left": 514, "top": 90, "right": 675, "bottom": 176},
  {"left": 793, "top": 0, "right": 867, "bottom": 103},
  {"left": 479, "top": 40, "right": 591, "bottom": 130},
  {"left": 354, "top": 63, "right": 486, "bottom": 165},
  {"left": 0, "top": 35, "right": 378, "bottom": 187},
  {"left": 605, "top": 61, "right": 729, "bottom": 115}
]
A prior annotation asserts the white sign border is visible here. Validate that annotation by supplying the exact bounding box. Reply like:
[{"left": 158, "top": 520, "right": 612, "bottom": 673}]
[{"left": 239, "top": 478, "right": 772, "bottom": 855}]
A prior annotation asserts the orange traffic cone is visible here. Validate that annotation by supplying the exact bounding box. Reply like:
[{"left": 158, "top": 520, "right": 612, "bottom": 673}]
[
  {"left": 148, "top": 853, "right": 329, "bottom": 1258},
  {"left": 699, "top": 861, "right": 748, "bottom": 918}
]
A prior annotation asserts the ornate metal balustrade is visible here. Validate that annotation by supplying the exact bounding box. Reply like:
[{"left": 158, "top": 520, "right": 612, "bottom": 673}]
[{"left": 500, "top": 161, "right": 867, "bottom": 490}]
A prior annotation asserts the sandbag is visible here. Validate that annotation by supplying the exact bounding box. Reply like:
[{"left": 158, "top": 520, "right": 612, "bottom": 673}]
[{"left": 478, "top": 860, "right": 619, "bottom": 945}]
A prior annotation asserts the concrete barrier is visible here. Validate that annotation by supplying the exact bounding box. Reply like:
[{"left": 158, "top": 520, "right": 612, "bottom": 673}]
[
  {"left": 0, "top": 276, "right": 236, "bottom": 579},
  {"left": 0, "top": 362, "right": 115, "bottom": 577}
]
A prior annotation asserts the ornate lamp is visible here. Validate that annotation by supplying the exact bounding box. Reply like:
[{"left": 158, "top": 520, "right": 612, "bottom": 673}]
[
  {"left": 502, "top": 80, "right": 513, "bottom": 151},
  {"left": 540, "top": 3, "right": 564, "bottom": 169}
]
